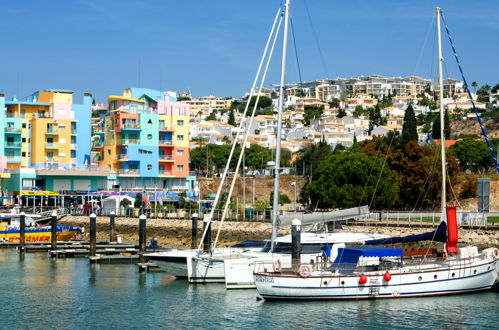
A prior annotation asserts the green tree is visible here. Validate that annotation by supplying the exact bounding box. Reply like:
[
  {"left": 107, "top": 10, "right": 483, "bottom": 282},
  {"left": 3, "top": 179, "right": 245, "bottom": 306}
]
[
  {"left": 431, "top": 110, "right": 450, "bottom": 139},
  {"left": 337, "top": 108, "right": 347, "bottom": 118},
  {"left": 328, "top": 98, "right": 341, "bottom": 109},
  {"left": 206, "top": 111, "right": 217, "bottom": 121},
  {"left": 306, "top": 152, "right": 398, "bottom": 209},
  {"left": 450, "top": 139, "right": 494, "bottom": 173},
  {"left": 444, "top": 109, "right": 451, "bottom": 139},
  {"left": 303, "top": 105, "right": 324, "bottom": 125},
  {"left": 471, "top": 81, "right": 478, "bottom": 94},
  {"left": 491, "top": 83, "right": 499, "bottom": 94},
  {"left": 269, "top": 192, "right": 292, "bottom": 206},
  {"left": 294, "top": 140, "right": 333, "bottom": 177},
  {"left": 249, "top": 95, "right": 273, "bottom": 110},
  {"left": 402, "top": 104, "right": 418, "bottom": 145},
  {"left": 228, "top": 109, "right": 236, "bottom": 126}
]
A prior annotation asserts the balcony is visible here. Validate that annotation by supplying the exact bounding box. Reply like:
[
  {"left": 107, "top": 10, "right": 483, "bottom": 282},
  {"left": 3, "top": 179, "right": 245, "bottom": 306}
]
[
  {"left": 45, "top": 157, "right": 59, "bottom": 164},
  {"left": 71, "top": 144, "right": 77, "bottom": 149},
  {"left": 70, "top": 158, "right": 77, "bottom": 164},
  {"left": 71, "top": 129, "right": 78, "bottom": 135},
  {"left": 121, "top": 123, "right": 141, "bottom": 130},
  {"left": 4, "top": 127, "right": 21, "bottom": 134},
  {"left": 93, "top": 126, "right": 105, "bottom": 134},
  {"left": 117, "top": 154, "right": 128, "bottom": 161},
  {"left": 120, "top": 139, "right": 140, "bottom": 145},
  {"left": 159, "top": 139, "right": 173, "bottom": 146},
  {"left": 159, "top": 125, "right": 174, "bottom": 132},
  {"left": 6, "top": 156, "right": 21, "bottom": 163},
  {"left": 5, "top": 142, "right": 21, "bottom": 148},
  {"left": 159, "top": 155, "right": 173, "bottom": 161},
  {"left": 45, "top": 143, "right": 59, "bottom": 149},
  {"left": 117, "top": 168, "right": 140, "bottom": 176},
  {"left": 92, "top": 142, "right": 104, "bottom": 148},
  {"left": 45, "top": 129, "right": 59, "bottom": 136},
  {"left": 159, "top": 170, "right": 176, "bottom": 176}
]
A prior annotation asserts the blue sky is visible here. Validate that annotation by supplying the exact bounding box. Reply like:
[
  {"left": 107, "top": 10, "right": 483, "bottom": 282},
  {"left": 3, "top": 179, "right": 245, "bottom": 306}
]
[{"left": 1, "top": 0, "right": 498, "bottom": 102}]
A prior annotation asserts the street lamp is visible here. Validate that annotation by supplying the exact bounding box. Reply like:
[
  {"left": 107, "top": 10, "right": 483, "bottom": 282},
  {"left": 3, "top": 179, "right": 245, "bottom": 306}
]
[{"left": 291, "top": 181, "right": 297, "bottom": 213}]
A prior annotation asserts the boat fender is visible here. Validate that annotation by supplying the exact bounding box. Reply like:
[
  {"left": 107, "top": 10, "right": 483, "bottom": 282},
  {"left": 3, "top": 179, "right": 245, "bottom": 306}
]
[
  {"left": 359, "top": 274, "right": 367, "bottom": 285},
  {"left": 273, "top": 259, "right": 282, "bottom": 272},
  {"left": 383, "top": 272, "right": 392, "bottom": 282},
  {"left": 298, "top": 264, "right": 313, "bottom": 278},
  {"left": 493, "top": 248, "right": 499, "bottom": 260}
]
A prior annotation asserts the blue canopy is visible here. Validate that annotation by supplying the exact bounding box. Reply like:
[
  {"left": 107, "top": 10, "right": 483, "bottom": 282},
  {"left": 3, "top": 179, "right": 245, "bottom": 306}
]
[
  {"left": 333, "top": 247, "right": 403, "bottom": 269},
  {"left": 364, "top": 221, "right": 447, "bottom": 245}
]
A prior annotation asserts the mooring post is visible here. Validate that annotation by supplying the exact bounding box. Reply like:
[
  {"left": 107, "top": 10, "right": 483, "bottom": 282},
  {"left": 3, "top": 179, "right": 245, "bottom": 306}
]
[
  {"left": 109, "top": 211, "right": 116, "bottom": 243},
  {"left": 89, "top": 213, "right": 97, "bottom": 257},
  {"left": 191, "top": 213, "right": 199, "bottom": 249},
  {"left": 51, "top": 210, "right": 58, "bottom": 251},
  {"left": 291, "top": 219, "right": 301, "bottom": 270},
  {"left": 19, "top": 212, "right": 26, "bottom": 251},
  {"left": 139, "top": 214, "right": 146, "bottom": 253},
  {"left": 203, "top": 216, "right": 212, "bottom": 254}
]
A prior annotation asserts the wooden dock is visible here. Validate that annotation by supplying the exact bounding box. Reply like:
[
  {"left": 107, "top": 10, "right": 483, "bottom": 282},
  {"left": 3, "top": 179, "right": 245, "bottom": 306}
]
[
  {"left": 89, "top": 254, "right": 140, "bottom": 264},
  {"left": 137, "top": 262, "right": 164, "bottom": 272}
]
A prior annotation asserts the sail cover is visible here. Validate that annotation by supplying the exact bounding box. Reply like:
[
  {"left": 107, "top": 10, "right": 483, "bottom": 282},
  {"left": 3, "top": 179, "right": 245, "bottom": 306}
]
[
  {"left": 278, "top": 206, "right": 370, "bottom": 227},
  {"left": 364, "top": 221, "right": 448, "bottom": 245}
]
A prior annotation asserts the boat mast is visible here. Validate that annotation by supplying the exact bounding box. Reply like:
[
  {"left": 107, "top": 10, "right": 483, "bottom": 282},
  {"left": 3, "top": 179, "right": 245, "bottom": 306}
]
[
  {"left": 271, "top": 0, "right": 290, "bottom": 250},
  {"left": 436, "top": 7, "right": 447, "bottom": 221}
]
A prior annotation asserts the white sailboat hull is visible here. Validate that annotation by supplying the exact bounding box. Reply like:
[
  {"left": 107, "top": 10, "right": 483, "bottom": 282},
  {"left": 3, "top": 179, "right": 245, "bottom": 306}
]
[{"left": 254, "top": 257, "right": 498, "bottom": 300}]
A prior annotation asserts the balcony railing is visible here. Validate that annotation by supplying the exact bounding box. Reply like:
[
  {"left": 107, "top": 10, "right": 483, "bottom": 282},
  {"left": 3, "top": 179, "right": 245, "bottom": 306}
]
[
  {"left": 118, "top": 169, "right": 140, "bottom": 175},
  {"left": 121, "top": 123, "right": 141, "bottom": 129},
  {"left": 117, "top": 154, "right": 128, "bottom": 160},
  {"left": 71, "top": 129, "right": 78, "bottom": 134},
  {"left": 45, "top": 129, "right": 58, "bottom": 135},
  {"left": 70, "top": 158, "right": 77, "bottom": 164},
  {"left": 45, "top": 157, "right": 59, "bottom": 163},
  {"left": 6, "top": 156, "right": 21, "bottom": 162},
  {"left": 5, "top": 113, "right": 16, "bottom": 118},
  {"left": 45, "top": 143, "right": 59, "bottom": 149},
  {"left": 5, "top": 142, "right": 21, "bottom": 148},
  {"left": 120, "top": 139, "right": 140, "bottom": 145},
  {"left": 159, "top": 140, "right": 173, "bottom": 146},
  {"left": 92, "top": 142, "right": 104, "bottom": 148},
  {"left": 159, "top": 125, "right": 174, "bottom": 131},
  {"left": 159, "top": 155, "right": 173, "bottom": 160},
  {"left": 4, "top": 127, "right": 21, "bottom": 133},
  {"left": 71, "top": 144, "right": 77, "bottom": 149}
]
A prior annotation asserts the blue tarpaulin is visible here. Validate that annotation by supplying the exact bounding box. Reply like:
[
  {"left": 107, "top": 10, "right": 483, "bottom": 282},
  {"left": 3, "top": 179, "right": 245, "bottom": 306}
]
[
  {"left": 364, "top": 221, "right": 448, "bottom": 245},
  {"left": 333, "top": 247, "right": 403, "bottom": 269}
]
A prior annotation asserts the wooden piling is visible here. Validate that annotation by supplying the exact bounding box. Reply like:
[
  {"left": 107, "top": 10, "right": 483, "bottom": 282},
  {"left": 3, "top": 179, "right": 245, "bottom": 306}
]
[
  {"left": 291, "top": 219, "right": 301, "bottom": 270},
  {"left": 19, "top": 212, "right": 26, "bottom": 251},
  {"left": 139, "top": 214, "right": 146, "bottom": 253},
  {"left": 89, "top": 213, "right": 97, "bottom": 256},
  {"left": 51, "top": 211, "right": 57, "bottom": 251},
  {"left": 109, "top": 211, "right": 116, "bottom": 242}
]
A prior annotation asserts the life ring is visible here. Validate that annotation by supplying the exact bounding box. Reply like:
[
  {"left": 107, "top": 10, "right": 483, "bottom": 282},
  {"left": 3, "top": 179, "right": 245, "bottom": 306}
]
[
  {"left": 492, "top": 248, "right": 499, "bottom": 260},
  {"left": 298, "top": 264, "right": 313, "bottom": 277},
  {"left": 273, "top": 259, "right": 282, "bottom": 272}
]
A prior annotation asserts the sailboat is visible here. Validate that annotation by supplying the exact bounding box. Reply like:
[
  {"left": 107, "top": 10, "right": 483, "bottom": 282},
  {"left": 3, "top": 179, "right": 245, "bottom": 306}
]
[
  {"left": 253, "top": 7, "right": 499, "bottom": 300},
  {"left": 145, "top": 0, "right": 384, "bottom": 284}
]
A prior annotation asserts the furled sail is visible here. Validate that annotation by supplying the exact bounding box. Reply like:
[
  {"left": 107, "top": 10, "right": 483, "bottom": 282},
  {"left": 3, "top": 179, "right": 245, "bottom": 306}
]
[{"left": 364, "top": 221, "right": 447, "bottom": 245}]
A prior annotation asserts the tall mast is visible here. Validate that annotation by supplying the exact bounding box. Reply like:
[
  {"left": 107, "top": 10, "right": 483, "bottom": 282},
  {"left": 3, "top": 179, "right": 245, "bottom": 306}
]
[
  {"left": 436, "top": 7, "right": 447, "bottom": 220},
  {"left": 271, "top": 0, "right": 290, "bottom": 250}
]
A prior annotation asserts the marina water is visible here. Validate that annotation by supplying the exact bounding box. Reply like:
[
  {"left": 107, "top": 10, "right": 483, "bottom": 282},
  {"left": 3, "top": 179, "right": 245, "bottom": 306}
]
[{"left": 1, "top": 250, "right": 497, "bottom": 329}]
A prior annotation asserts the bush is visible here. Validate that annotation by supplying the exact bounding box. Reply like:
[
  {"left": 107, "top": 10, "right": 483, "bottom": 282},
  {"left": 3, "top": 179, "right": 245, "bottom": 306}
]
[{"left": 460, "top": 176, "right": 477, "bottom": 199}]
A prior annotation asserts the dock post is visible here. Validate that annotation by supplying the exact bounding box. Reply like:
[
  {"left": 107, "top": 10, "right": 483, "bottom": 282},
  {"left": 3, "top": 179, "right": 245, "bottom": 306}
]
[
  {"left": 202, "top": 216, "right": 211, "bottom": 254},
  {"left": 90, "top": 213, "right": 97, "bottom": 257},
  {"left": 109, "top": 211, "right": 116, "bottom": 242},
  {"left": 291, "top": 219, "right": 301, "bottom": 270},
  {"left": 19, "top": 212, "right": 26, "bottom": 251},
  {"left": 139, "top": 214, "right": 146, "bottom": 253},
  {"left": 51, "top": 210, "right": 58, "bottom": 251},
  {"left": 191, "top": 213, "right": 199, "bottom": 249}
]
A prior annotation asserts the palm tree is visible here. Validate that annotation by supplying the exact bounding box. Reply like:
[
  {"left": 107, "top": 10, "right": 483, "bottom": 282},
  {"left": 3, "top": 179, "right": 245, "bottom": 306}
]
[{"left": 471, "top": 81, "right": 478, "bottom": 94}]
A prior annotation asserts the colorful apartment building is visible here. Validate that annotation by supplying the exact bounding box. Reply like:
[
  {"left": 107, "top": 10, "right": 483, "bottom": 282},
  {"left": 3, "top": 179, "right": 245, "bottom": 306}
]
[
  {"left": 0, "top": 90, "right": 94, "bottom": 192},
  {"left": 93, "top": 88, "right": 193, "bottom": 192}
]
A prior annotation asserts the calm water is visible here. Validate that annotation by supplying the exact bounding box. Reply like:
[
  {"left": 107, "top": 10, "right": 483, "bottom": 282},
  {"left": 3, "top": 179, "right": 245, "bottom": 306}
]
[{"left": 0, "top": 250, "right": 498, "bottom": 329}]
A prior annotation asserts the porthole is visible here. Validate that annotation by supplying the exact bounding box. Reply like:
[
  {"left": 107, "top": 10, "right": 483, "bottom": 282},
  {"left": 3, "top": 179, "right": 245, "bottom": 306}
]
[
  {"left": 473, "top": 269, "right": 477, "bottom": 274},
  {"left": 341, "top": 281, "right": 345, "bottom": 285},
  {"left": 418, "top": 276, "right": 422, "bottom": 281},
  {"left": 147, "top": 134, "right": 152, "bottom": 140},
  {"left": 147, "top": 164, "right": 152, "bottom": 170},
  {"left": 323, "top": 281, "right": 328, "bottom": 286},
  {"left": 434, "top": 275, "right": 437, "bottom": 279},
  {"left": 451, "top": 273, "right": 455, "bottom": 278}
]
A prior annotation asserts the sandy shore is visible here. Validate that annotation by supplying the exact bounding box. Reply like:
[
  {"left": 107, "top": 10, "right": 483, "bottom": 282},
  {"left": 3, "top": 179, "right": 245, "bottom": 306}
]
[{"left": 59, "top": 216, "right": 499, "bottom": 250}]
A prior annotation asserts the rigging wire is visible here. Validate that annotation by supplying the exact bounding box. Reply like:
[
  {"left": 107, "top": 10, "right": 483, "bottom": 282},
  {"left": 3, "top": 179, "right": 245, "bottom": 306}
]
[
  {"left": 290, "top": 17, "right": 303, "bottom": 83},
  {"left": 440, "top": 10, "right": 499, "bottom": 174},
  {"left": 303, "top": 0, "right": 329, "bottom": 78},
  {"left": 412, "top": 13, "right": 436, "bottom": 77}
]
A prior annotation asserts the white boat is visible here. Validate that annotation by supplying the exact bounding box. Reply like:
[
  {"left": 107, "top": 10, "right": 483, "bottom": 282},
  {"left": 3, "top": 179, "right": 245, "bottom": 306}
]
[
  {"left": 253, "top": 6, "right": 499, "bottom": 300},
  {"left": 254, "top": 246, "right": 499, "bottom": 300}
]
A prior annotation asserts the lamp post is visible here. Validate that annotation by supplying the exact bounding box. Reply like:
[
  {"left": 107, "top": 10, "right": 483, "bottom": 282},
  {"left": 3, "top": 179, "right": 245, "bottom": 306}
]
[{"left": 291, "top": 181, "right": 297, "bottom": 213}]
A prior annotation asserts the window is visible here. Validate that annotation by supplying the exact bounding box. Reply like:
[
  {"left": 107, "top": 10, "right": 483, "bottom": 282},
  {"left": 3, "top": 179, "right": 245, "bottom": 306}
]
[
  {"left": 147, "top": 164, "right": 152, "bottom": 170},
  {"left": 71, "top": 136, "right": 76, "bottom": 144},
  {"left": 147, "top": 119, "right": 152, "bottom": 124},
  {"left": 22, "top": 123, "right": 27, "bottom": 128},
  {"left": 22, "top": 152, "right": 26, "bottom": 157},
  {"left": 147, "top": 134, "right": 152, "bottom": 140},
  {"left": 107, "top": 150, "right": 111, "bottom": 155},
  {"left": 177, "top": 135, "right": 184, "bottom": 141},
  {"left": 176, "top": 150, "right": 184, "bottom": 156},
  {"left": 177, "top": 120, "right": 184, "bottom": 126},
  {"left": 22, "top": 138, "right": 26, "bottom": 143},
  {"left": 138, "top": 149, "right": 152, "bottom": 154},
  {"left": 176, "top": 165, "right": 184, "bottom": 171},
  {"left": 38, "top": 110, "right": 45, "bottom": 118},
  {"left": 71, "top": 150, "right": 76, "bottom": 158}
]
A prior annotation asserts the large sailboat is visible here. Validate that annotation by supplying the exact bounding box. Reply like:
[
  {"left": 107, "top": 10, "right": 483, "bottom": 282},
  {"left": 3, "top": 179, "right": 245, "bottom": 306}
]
[{"left": 253, "top": 7, "right": 499, "bottom": 300}]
